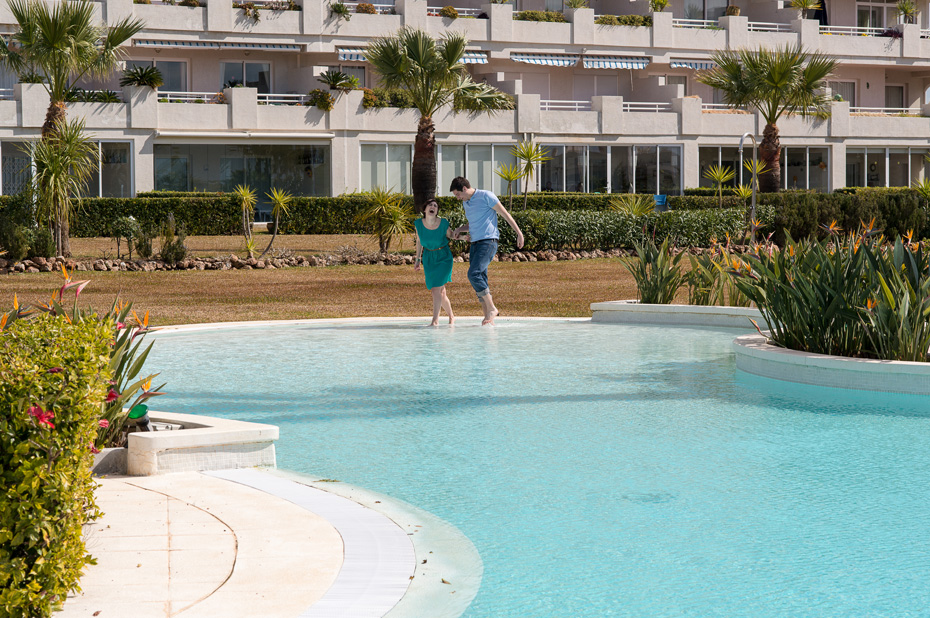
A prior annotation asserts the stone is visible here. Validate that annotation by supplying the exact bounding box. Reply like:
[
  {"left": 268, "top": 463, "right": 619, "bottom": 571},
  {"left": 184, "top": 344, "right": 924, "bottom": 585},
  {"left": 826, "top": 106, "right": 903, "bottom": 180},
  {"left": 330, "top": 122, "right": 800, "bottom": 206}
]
[
  {"left": 33, "top": 256, "right": 46, "bottom": 266},
  {"left": 25, "top": 266, "right": 39, "bottom": 273},
  {"left": 76, "top": 263, "right": 87, "bottom": 271},
  {"left": 195, "top": 262, "right": 206, "bottom": 271},
  {"left": 93, "top": 262, "right": 106, "bottom": 271},
  {"left": 255, "top": 260, "right": 265, "bottom": 269},
  {"left": 0, "top": 259, "right": 7, "bottom": 268},
  {"left": 119, "top": 262, "right": 128, "bottom": 271},
  {"left": 38, "top": 262, "right": 52, "bottom": 272}
]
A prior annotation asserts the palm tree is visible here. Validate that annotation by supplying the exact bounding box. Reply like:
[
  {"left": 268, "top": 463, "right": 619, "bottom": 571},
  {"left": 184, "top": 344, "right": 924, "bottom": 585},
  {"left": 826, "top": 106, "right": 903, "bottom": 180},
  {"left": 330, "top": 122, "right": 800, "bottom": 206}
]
[
  {"left": 696, "top": 44, "right": 837, "bottom": 192},
  {"left": 29, "top": 118, "right": 98, "bottom": 256},
  {"left": 365, "top": 28, "right": 514, "bottom": 213},
  {"left": 354, "top": 186, "right": 414, "bottom": 253},
  {"left": 511, "top": 140, "right": 551, "bottom": 209},
  {"left": 0, "top": 0, "right": 144, "bottom": 140}
]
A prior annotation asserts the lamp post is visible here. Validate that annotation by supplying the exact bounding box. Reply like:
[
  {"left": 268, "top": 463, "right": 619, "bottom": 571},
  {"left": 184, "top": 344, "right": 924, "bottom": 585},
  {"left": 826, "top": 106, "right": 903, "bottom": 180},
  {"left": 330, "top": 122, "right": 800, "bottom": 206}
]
[{"left": 738, "top": 132, "right": 758, "bottom": 242}]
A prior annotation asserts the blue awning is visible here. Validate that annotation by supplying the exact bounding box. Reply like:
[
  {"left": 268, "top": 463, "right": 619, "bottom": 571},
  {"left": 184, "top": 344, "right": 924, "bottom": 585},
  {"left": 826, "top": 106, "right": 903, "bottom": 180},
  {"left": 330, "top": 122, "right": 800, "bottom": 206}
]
[
  {"left": 463, "top": 50, "right": 488, "bottom": 64},
  {"left": 338, "top": 47, "right": 367, "bottom": 62},
  {"left": 669, "top": 59, "right": 716, "bottom": 70},
  {"left": 511, "top": 52, "right": 579, "bottom": 67},
  {"left": 134, "top": 39, "right": 221, "bottom": 49},
  {"left": 582, "top": 56, "right": 650, "bottom": 70}
]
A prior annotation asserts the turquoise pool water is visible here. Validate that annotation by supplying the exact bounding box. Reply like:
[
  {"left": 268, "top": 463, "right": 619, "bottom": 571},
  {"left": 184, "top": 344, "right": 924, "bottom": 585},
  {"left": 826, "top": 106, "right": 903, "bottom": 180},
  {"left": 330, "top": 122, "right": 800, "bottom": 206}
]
[{"left": 147, "top": 319, "right": 930, "bottom": 617}]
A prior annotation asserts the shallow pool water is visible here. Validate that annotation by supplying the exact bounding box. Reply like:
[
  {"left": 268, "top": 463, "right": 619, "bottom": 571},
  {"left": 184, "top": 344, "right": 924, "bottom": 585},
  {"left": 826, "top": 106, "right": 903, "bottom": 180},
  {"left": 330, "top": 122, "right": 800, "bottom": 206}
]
[{"left": 147, "top": 319, "right": 930, "bottom": 617}]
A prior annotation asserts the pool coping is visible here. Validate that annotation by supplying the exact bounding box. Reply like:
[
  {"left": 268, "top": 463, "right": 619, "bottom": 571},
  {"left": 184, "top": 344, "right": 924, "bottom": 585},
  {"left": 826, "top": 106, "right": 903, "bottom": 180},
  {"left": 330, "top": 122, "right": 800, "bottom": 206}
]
[
  {"left": 733, "top": 333, "right": 930, "bottom": 395},
  {"left": 590, "top": 300, "right": 767, "bottom": 329}
]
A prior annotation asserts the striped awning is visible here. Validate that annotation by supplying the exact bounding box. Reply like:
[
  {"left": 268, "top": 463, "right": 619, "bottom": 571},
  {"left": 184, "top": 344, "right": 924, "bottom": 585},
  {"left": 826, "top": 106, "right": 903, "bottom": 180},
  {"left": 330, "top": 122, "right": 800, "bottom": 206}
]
[
  {"left": 338, "top": 47, "right": 367, "bottom": 62},
  {"left": 511, "top": 52, "right": 579, "bottom": 67},
  {"left": 220, "top": 42, "right": 302, "bottom": 51},
  {"left": 134, "top": 39, "right": 221, "bottom": 49},
  {"left": 669, "top": 59, "right": 716, "bottom": 70},
  {"left": 582, "top": 55, "right": 650, "bottom": 70},
  {"left": 462, "top": 50, "right": 488, "bottom": 64}
]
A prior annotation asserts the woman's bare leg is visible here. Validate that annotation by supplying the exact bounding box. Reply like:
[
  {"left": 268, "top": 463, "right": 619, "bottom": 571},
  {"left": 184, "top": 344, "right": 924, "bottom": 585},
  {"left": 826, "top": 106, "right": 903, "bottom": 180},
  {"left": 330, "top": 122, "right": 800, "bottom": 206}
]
[
  {"left": 430, "top": 287, "right": 442, "bottom": 326},
  {"left": 440, "top": 286, "right": 455, "bottom": 324}
]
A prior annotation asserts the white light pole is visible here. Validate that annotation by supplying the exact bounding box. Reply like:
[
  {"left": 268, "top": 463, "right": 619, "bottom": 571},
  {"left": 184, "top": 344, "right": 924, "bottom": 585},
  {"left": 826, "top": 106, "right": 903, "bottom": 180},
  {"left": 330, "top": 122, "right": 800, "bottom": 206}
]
[{"left": 738, "top": 132, "right": 758, "bottom": 242}]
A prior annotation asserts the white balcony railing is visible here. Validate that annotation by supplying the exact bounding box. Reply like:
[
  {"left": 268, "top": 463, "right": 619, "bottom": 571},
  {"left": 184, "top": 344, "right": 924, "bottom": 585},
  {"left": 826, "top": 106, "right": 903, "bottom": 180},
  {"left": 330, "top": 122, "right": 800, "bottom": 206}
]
[
  {"left": 701, "top": 103, "right": 749, "bottom": 111},
  {"left": 672, "top": 18, "right": 718, "bottom": 29},
  {"left": 748, "top": 21, "right": 792, "bottom": 32},
  {"left": 0, "top": 88, "right": 13, "bottom": 100},
  {"left": 157, "top": 91, "right": 222, "bottom": 103},
  {"left": 258, "top": 93, "right": 309, "bottom": 106},
  {"left": 850, "top": 106, "right": 921, "bottom": 115},
  {"left": 819, "top": 25, "right": 888, "bottom": 36},
  {"left": 427, "top": 5, "right": 482, "bottom": 17},
  {"left": 343, "top": 2, "right": 395, "bottom": 14},
  {"left": 623, "top": 102, "right": 671, "bottom": 112},
  {"left": 540, "top": 99, "right": 592, "bottom": 111}
]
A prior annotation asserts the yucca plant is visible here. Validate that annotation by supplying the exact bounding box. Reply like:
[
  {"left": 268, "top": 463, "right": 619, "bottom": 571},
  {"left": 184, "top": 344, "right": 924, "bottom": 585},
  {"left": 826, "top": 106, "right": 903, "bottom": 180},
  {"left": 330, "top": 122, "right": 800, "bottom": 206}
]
[
  {"left": 120, "top": 65, "right": 164, "bottom": 89},
  {"left": 495, "top": 163, "right": 523, "bottom": 210},
  {"left": 234, "top": 184, "right": 257, "bottom": 255},
  {"left": 258, "top": 187, "right": 292, "bottom": 258},
  {"left": 609, "top": 193, "right": 655, "bottom": 216},
  {"left": 624, "top": 237, "right": 685, "bottom": 304},
  {"left": 354, "top": 186, "right": 414, "bottom": 253},
  {"left": 511, "top": 140, "right": 551, "bottom": 209},
  {"left": 703, "top": 164, "right": 735, "bottom": 209}
]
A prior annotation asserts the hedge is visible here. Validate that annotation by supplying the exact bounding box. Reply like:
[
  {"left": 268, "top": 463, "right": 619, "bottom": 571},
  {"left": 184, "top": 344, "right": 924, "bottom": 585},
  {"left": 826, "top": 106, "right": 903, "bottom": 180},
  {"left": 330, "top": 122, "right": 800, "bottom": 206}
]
[
  {"left": 0, "top": 314, "right": 112, "bottom": 617},
  {"left": 69, "top": 196, "right": 240, "bottom": 237}
]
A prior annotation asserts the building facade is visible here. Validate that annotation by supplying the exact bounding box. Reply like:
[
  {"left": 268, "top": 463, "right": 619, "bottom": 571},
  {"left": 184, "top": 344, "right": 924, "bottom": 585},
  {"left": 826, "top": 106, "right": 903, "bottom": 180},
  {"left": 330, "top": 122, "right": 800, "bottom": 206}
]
[{"left": 2, "top": 0, "right": 929, "bottom": 216}]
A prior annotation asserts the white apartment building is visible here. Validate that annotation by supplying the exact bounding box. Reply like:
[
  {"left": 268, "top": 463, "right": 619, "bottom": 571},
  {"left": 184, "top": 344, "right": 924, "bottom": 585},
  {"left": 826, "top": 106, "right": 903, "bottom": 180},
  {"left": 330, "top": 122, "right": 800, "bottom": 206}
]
[{"left": 1, "top": 0, "right": 929, "bottom": 216}]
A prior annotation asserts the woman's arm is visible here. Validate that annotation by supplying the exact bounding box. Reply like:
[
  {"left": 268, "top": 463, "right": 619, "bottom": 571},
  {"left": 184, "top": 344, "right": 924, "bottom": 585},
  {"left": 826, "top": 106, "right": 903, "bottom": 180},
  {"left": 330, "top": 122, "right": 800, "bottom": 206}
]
[{"left": 414, "top": 233, "right": 423, "bottom": 271}]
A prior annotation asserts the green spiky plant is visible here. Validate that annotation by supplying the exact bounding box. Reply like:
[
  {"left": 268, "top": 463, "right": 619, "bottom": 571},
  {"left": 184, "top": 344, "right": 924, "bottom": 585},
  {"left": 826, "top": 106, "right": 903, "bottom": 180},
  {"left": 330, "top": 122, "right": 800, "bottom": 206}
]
[
  {"left": 234, "top": 184, "right": 257, "bottom": 256},
  {"left": 609, "top": 193, "right": 655, "bottom": 216},
  {"left": 258, "top": 187, "right": 292, "bottom": 259},
  {"left": 624, "top": 237, "right": 685, "bottom": 304},
  {"left": 354, "top": 186, "right": 414, "bottom": 253},
  {"left": 703, "top": 164, "right": 735, "bottom": 208},
  {"left": 511, "top": 140, "right": 552, "bottom": 209},
  {"left": 495, "top": 163, "right": 523, "bottom": 210}
]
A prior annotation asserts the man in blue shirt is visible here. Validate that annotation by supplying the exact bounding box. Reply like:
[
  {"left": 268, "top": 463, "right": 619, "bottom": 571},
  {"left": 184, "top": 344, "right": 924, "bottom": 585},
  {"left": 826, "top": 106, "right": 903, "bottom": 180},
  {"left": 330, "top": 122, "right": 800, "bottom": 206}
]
[{"left": 449, "top": 176, "right": 524, "bottom": 326}]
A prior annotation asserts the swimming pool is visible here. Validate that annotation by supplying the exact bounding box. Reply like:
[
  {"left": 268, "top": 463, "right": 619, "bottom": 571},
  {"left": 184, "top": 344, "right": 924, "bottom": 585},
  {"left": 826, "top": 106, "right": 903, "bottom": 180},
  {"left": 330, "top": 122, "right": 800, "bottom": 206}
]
[{"left": 147, "top": 319, "right": 930, "bottom": 617}]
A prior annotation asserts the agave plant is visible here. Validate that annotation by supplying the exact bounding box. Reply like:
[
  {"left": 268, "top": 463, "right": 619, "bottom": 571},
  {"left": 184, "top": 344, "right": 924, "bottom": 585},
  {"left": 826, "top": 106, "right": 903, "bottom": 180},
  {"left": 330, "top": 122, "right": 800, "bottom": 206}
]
[
  {"left": 120, "top": 65, "right": 164, "bottom": 89},
  {"left": 609, "top": 193, "right": 655, "bottom": 217}
]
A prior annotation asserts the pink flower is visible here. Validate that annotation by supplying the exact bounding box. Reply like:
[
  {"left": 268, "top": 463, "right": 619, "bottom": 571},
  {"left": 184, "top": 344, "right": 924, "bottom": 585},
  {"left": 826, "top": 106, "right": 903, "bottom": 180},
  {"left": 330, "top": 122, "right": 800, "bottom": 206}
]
[
  {"left": 116, "top": 322, "right": 126, "bottom": 330},
  {"left": 98, "top": 419, "right": 110, "bottom": 428},
  {"left": 28, "top": 405, "right": 55, "bottom": 429},
  {"left": 105, "top": 390, "right": 119, "bottom": 403},
  {"left": 90, "top": 444, "right": 100, "bottom": 454},
  {"left": 47, "top": 367, "right": 62, "bottom": 374}
]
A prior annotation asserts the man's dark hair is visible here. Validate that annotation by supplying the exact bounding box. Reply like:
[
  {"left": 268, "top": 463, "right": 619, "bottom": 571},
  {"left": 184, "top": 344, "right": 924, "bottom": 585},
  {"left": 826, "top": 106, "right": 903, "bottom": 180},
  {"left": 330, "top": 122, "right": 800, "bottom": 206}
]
[{"left": 449, "top": 176, "right": 471, "bottom": 192}]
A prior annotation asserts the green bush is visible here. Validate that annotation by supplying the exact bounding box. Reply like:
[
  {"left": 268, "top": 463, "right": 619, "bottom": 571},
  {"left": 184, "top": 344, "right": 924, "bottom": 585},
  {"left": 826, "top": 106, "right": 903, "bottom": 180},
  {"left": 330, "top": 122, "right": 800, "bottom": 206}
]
[
  {"left": 439, "top": 5, "right": 458, "bottom": 18},
  {"left": 307, "top": 89, "right": 335, "bottom": 112},
  {"left": 25, "top": 227, "right": 55, "bottom": 259},
  {"left": 594, "top": 14, "right": 652, "bottom": 26},
  {"left": 514, "top": 9, "right": 567, "bottom": 21},
  {"left": 69, "top": 196, "right": 240, "bottom": 238},
  {"left": 0, "top": 314, "right": 112, "bottom": 617}
]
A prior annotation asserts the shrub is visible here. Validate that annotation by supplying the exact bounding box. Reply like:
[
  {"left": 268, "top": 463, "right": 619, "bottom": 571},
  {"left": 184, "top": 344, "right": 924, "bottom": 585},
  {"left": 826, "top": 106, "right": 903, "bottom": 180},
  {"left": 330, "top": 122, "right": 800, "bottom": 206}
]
[
  {"left": 514, "top": 10, "right": 567, "bottom": 21},
  {"left": 158, "top": 213, "right": 188, "bottom": 265},
  {"left": 0, "top": 223, "right": 30, "bottom": 261},
  {"left": 307, "top": 89, "right": 335, "bottom": 112},
  {"left": 439, "top": 5, "right": 458, "bottom": 18},
  {"left": 624, "top": 237, "right": 685, "bottom": 304},
  {"left": 595, "top": 14, "right": 652, "bottom": 26},
  {"left": 355, "top": 2, "right": 376, "bottom": 13},
  {"left": 26, "top": 227, "right": 56, "bottom": 259},
  {"left": 68, "top": 196, "right": 240, "bottom": 238},
  {"left": 179, "top": 0, "right": 201, "bottom": 7},
  {"left": 0, "top": 313, "right": 112, "bottom": 617},
  {"left": 360, "top": 87, "right": 387, "bottom": 108},
  {"left": 120, "top": 66, "right": 164, "bottom": 89}
]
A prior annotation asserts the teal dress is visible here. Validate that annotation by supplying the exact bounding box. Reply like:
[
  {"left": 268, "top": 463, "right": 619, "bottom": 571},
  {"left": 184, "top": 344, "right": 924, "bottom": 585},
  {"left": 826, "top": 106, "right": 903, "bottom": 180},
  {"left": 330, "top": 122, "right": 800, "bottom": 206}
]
[{"left": 415, "top": 217, "right": 453, "bottom": 290}]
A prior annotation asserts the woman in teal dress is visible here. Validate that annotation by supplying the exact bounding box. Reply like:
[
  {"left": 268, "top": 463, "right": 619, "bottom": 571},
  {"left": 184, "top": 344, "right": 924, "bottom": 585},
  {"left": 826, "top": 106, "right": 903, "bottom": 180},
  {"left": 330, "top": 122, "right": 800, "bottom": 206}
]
[{"left": 414, "top": 199, "right": 456, "bottom": 326}]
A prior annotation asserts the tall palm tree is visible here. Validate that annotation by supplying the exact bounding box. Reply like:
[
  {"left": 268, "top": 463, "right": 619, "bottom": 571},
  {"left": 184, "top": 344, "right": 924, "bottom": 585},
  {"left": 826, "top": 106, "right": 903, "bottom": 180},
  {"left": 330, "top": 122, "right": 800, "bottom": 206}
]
[
  {"left": 365, "top": 28, "right": 514, "bottom": 213},
  {"left": 0, "top": 0, "right": 144, "bottom": 139},
  {"left": 697, "top": 44, "right": 837, "bottom": 192}
]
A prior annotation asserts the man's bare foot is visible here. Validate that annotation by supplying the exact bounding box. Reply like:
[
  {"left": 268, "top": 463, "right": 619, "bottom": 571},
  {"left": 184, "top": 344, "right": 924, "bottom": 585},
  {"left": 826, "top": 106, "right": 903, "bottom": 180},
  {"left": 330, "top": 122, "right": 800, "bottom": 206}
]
[{"left": 481, "top": 309, "right": 499, "bottom": 326}]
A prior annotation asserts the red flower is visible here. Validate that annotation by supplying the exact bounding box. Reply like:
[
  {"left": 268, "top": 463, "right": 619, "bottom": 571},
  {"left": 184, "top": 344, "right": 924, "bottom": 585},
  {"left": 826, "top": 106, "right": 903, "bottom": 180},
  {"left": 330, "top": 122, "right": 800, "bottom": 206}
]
[
  {"left": 47, "top": 367, "right": 62, "bottom": 374},
  {"left": 116, "top": 322, "right": 126, "bottom": 330},
  {"left": 90, "top": 444, "right": 100, "bottom": 455},
  {"left": 105, "top": 390, "right": 119, "bottom": 403},
  {"left": 98, "top": 419, "right": 110, "bottom": 428},
  {"left": 28, "top": 405, "right": 55, "bottom": 429}
]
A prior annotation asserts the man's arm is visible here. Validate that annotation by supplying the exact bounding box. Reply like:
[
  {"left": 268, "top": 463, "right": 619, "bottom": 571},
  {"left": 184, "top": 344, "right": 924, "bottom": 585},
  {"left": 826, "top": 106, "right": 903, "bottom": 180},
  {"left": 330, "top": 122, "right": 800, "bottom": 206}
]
[
  {"left": 493, "top": 202, "right": 524, "bottom": 249},
  {"left": 452, "top": 221, "right": 470, "bottom": 240}
]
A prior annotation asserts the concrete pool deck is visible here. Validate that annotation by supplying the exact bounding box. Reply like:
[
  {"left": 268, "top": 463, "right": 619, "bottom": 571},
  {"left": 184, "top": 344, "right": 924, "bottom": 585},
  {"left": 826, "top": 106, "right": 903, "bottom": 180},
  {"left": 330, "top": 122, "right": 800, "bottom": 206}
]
[{"left": 60, "top": 469, "right": 481, "bottom": 618}]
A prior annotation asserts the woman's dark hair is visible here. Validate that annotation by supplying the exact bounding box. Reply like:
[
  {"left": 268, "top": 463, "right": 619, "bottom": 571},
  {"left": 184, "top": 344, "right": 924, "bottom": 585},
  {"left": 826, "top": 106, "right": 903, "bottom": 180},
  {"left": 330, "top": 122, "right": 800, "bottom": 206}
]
[{"left": 424, "top": 198, "right": 439, "bottom": 211}]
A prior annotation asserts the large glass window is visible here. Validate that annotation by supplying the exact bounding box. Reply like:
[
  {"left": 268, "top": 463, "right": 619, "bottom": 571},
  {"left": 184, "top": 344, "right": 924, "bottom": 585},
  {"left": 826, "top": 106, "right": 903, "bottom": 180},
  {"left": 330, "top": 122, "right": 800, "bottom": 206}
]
[
  {"left": 361, "top": 144, "right": 387, "bottom": 191},
  {"left": 221, "top": 62, "right": 270, "bottom": 92},
  {"left": 867, "top": 150, "right": 886, "bottom": 187},
  {"left": 846, "top": 149, "right": 866, "bottom": 187},
  {"left": 809, "top": 148, "right": 829, "bottom": 192},
  {"left": 361, "top": 144, "right": 413, "bottom": 193},
  {"left": 635, "top": 146, "right": 657, "bottom": 195},
  {"left": 387, "top": 144, "right": 412, "bottom": 194},
  {"left": 889, "top": 148, "right": 909, "bottom": 187},
  {"left": 539, "top": 146, "right": 565, "bottom": 192},
  {"left": 566, "top": 146, "right": 586, "bottom": 192},
  {"left": 492, "top": 146, "right": 518, "bottom": 198},
  {"left": 610, "top": 146, "right": 633, "bottom": 193},
  {"left": 466, "top": 145, "right": 493, "bottom": 193},
  {"left": 3, "top": 141, "right": 133, "bottom": 197},
  {"left": 659, "top": 146, "right": 681, "bottom": 195},
  {"left": 844, "top": 147, "right": 929, "bottom": 188},
  {"left": 127, "top": 60, "right": 187, "bottom": 91},
  {"left": 439, "top": 145, "right": 464, "bottom": 192},
  {"left": 589, "top": 146, "right": 608, "bottom": 194},
  {"left": 1, "top": 142, "right": 31, "bottom": 196},
  {"left": 154, "top": 144, "right": 331, "bottom": 218}
]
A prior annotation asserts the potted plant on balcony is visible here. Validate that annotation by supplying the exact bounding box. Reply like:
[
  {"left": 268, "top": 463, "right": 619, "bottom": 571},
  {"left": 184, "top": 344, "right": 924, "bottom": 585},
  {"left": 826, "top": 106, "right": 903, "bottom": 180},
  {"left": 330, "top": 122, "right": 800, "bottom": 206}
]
[
  {"left": 649, "top": 0, "right": 669, "bottom": 12},
  {"left": 725, "top": 4, "right": 740, "bottom": 16},
  {"left": 790, "top": 0, "right": 821, "bottom": 20},
  {"left": 896, "top": 0, "right": 918, "bottom": 24}
]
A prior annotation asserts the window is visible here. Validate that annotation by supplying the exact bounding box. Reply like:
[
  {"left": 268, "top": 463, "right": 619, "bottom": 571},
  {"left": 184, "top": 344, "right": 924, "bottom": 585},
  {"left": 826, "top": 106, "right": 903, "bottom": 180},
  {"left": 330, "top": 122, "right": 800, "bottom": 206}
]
[
  {"left": 360, "top": 144, "right": 413, "bottom": 193},
  {"left": 698, "top": 146, "right": 744, "bottom": 188},
  {"left": 885, "top": 84, "right": 905, "bottom": 109},
  {"left": 127, "top": 60, "right": 187, "bottom": 91},
  {"left": 857, "top": 0, "right": 896, "bottom": 28},
  {"left": 779, "top": 146, "right": 830, "bottom": 191},
  {"left": 221, "top": 62, "right": 271, "bottom": 92},
  {"left": 844, "top": 147, "right": 930, "bottom": 188},
  {"left": 437, "top": 144, "right": 520, "bottom": 197},
  {"left": 543, "top": 144, "right": 681, "bottom": 194},
  {"left": 666, "top": 75, "right": 688, "bottom": 97},
  {"left": 3, "top": 141, "right": 133, "bottom": 197},
  {"left": 828, "top": 81, "right": 856, "bottom": 106},
  {"left": 1, "top": 142, "right": 31, "bottom": 196}
]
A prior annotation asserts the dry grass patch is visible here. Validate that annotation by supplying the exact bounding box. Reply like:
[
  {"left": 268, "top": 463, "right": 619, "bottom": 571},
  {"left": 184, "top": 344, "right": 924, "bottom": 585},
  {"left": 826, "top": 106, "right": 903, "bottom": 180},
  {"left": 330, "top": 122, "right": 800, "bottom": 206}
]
[{"left": 0, "top": 259, "right": 651, "bottom": 325}]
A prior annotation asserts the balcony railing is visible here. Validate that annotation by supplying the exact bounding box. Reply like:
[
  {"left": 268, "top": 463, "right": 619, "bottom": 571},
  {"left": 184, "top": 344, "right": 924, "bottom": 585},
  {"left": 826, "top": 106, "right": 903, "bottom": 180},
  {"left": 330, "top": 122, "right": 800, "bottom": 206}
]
[
  {"left": 427, "top": 5, "right": 482, "bottom": 17},
  {"left": 157, "top": 90, "right": 222, "bottom": 103},
  {"left": 541, "top": 99, "right": 592, "bottom": 111},
  {"left": 748, "top": 21, "right": 792, "bottom": 32},
  {"left": 623, "top": 102, "right": 671, "bottom": 112},
  {"left": 258, "top": 93, "right": 308, "bottom": 106},
  {"left": 850, "top": 106, "right": 921, "bottom": 115},
  {"left": 672, "top": 18, "right": 718, "bottom": 29},
  {"left": 701, "top": 103, "right": 749, "bottom": 111},
  {"left": 819, "top": 25, "right": 887, "bottom": 36},
  {"left": 0, "top": 88, "right": 13, "bottom": 100},
  {"left": 344, "top": 2, "right": 395, "bottom": 14}
]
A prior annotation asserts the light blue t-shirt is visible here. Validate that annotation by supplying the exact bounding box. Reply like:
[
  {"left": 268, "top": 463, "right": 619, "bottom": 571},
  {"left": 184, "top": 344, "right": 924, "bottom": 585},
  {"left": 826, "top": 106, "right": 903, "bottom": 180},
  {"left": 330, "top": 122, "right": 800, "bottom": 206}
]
[{"left": 463, "top": 189, "right": 500, "bottom": 242}]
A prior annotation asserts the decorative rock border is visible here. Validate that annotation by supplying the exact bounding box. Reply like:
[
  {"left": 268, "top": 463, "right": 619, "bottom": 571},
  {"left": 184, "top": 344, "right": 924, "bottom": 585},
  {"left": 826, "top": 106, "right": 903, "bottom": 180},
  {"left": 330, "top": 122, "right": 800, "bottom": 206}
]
[
  {"left": 591, "top": 300, "right": 767, "bottom": 329},
  {"left": 733, "top": 333, "right": 930, "bottom": 395}
]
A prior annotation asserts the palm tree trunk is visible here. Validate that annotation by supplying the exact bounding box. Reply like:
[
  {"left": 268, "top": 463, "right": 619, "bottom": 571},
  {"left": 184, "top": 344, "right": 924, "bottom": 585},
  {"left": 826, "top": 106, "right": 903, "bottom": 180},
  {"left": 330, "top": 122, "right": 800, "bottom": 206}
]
[
  {"left": 259, "top": 213, "right": 279, "bottom": 259},
  {"left": 412, "top": 115, "right": 436, "bottom": 215},
  {"left": 44, "top": 100, "right": 70, "bottom": 255},
  {"left": 759, "top": 123, "right": 781, "bottom": 193},
  {"left": 42, "top": 101, "right": 67, "bottom": 140}
]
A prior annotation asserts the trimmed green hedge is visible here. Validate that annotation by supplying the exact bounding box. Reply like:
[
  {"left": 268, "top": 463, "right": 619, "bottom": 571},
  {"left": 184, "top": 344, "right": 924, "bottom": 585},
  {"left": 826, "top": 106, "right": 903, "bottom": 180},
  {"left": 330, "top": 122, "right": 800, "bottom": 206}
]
[
  {"left": 0, "top": 314, "right": 112, "bottom": 617},
  {"left": 70, "top": 196, "right": 240, "bottom": 237}
]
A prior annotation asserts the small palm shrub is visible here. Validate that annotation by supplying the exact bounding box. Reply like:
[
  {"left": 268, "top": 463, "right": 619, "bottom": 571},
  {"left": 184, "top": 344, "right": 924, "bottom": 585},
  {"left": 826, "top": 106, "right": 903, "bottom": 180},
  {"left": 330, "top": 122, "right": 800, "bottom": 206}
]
[
  {"left": 609, "top": 193, "right": 655, "bottom": 216},
  {"left": 355, "top": 187, "right": 414, "bottom": 253},
  {"left": 329, "top": 0, "right": 350, "bottom": 20},
  {"left": 624, "top": 237, "right": 685, "bottom": 304},
  {"left": 120, "top": 65, "right": 164, "bottom": 89},
  {"left": 318, "top": 69, "right": 359, "bottom": 92}
]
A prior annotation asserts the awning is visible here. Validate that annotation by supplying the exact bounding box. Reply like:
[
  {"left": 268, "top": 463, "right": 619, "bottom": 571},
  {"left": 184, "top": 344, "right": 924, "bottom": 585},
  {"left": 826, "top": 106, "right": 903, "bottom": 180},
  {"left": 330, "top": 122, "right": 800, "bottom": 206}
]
[
  {"left": 669, "top": 59, "right": 716, "bottom": 70},
  {"left": 462, "top": 50, "right": 488, "bottom": 64},
  {"left": 511, "top": 52, "right": 579, "bottom": 67},
  {"left": 220, "top": 42, "right": 302, "bottom": 52},
  {"left": 338, "top": 47, "right": 367, "bottom": 62},
  {"left": 134, "top": 39, "right": 221, "bottom": 49},
  {"left": 582, "top": 55, "right": 650, "bottom": 70}
]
